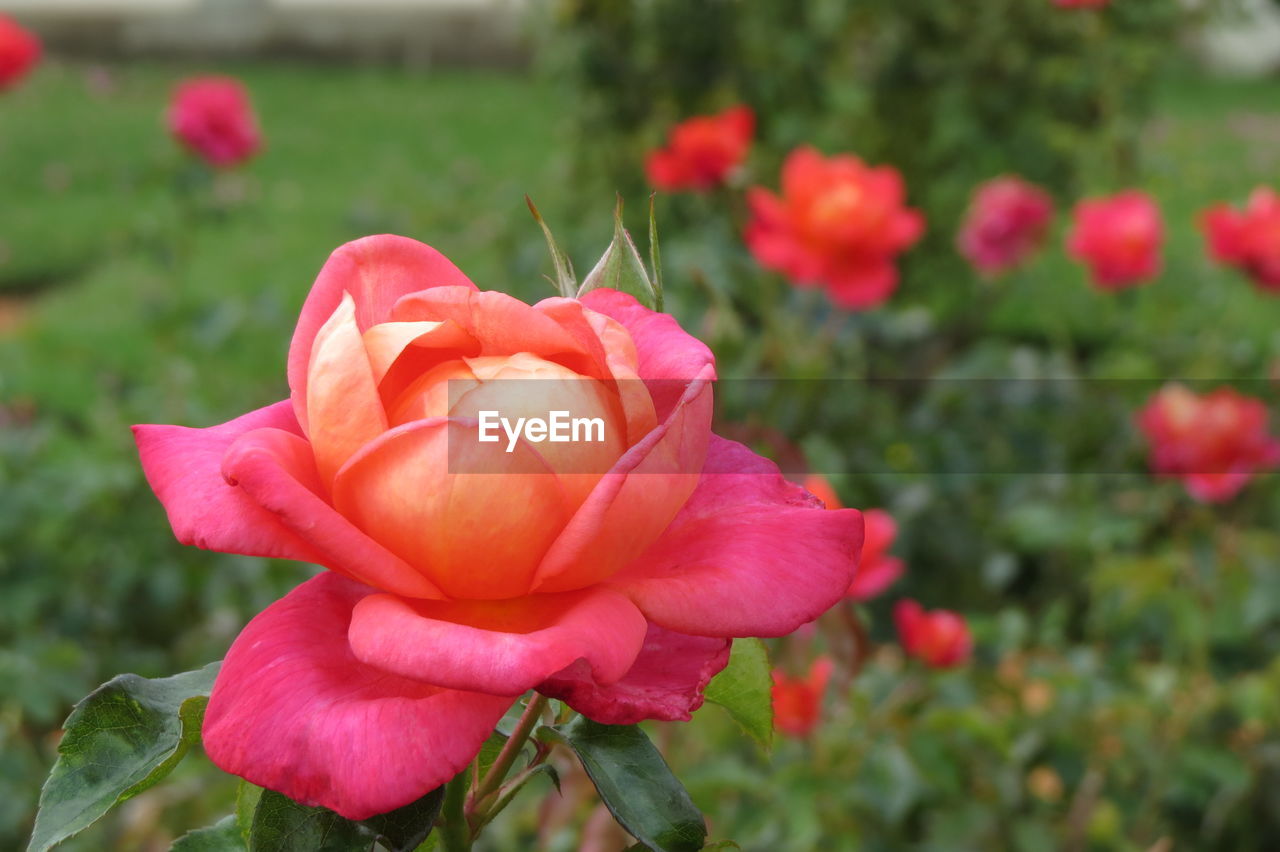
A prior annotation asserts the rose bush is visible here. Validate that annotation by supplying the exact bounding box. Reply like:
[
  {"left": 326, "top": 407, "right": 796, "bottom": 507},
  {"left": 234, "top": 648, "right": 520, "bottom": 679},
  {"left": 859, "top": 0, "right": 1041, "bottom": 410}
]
[
  {"left": 133, "top": 235, "right": 862, "bottom": 819},
  {"left": 168, "top": 76, "right": 261, "bottom": 168}
]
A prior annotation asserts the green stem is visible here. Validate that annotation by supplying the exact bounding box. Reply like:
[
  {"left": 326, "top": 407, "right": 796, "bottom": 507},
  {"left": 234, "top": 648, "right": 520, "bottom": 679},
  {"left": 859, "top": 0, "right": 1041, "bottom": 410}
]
[
  {"left": 472, "top": 693, "right": 549, "bottom": 806},
  {"left": 438, "top": 768, "right": 473, "bottom": 852}
]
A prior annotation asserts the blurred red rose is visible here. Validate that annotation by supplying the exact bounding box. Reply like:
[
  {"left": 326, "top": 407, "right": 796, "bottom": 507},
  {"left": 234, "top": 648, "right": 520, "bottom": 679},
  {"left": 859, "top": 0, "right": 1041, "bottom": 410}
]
[
  {"left": 771, "top": 656, "right": 834, "bottom": 737},
  {"left": 646, "top": 105, "right": 754, "bottom": 192},
  {"left": 1137, "top": 384, "right": 1280, "bottom": 502},
  {"left": 746, "top": 146, "right": 925, "bottom": 310},
  {"left": 1200, "top": 187, "right": 1280, "bottom": 293},
  {"left": 0, "top": 15, "right": 40, "bottom": 91},
  {"left": 168, "top": 76, "right": 262, "bottom": 168},
  {"left": 957, "top": 176, "right": 1054, "bottom": 276},
  {"left": 894, "top": 599, "right": 972, "bottom": 669},
  {"left": 803, "top": 475, "right": 904, "bottom": 603},
  {"left": 1065, "top": 190, "right": 1163, "bottom": 290}
]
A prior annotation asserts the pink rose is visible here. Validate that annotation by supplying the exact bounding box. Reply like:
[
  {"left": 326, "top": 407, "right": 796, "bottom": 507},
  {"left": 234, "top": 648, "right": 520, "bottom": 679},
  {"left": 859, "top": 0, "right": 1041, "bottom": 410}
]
[
  {"left": 802, "top": 475, "right": 903, "bottom": 602},
  {"left": 134, "top": 235, "right": 862, "bottom": 818},
  {"left": 957, "top": 176, "right": 1054, "bottom": 276},
  {"left": 168, "top": 76, "right": 261, "bottom": 168},
  {"left": 1200, "top": 187, "right": 1280, "bottom": 293},
  {"left": 0, "top": 14, "right": 39, "bottom": 91},
  {"left": 1065, "top": 190, "right": 1163, "bottom": 290},
  {"left": 646, "top": 105, "right": 755, "bottom": 193}
]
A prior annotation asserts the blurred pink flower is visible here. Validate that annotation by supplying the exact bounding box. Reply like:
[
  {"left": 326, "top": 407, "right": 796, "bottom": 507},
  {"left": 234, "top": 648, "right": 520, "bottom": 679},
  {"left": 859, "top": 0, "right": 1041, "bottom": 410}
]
[
  {"left": 746, "top": 146, "right": 924, "bottom": 310},
  {"left": 1065, "top": 190, "right": 1162, "bottom": 290},
  {"left": 1200, "top": 187, "right": 1280, "bottom": 293},
  {"left": 894, "top": 599, "right": 972, "bottom": 669},
  {"left": 0, "top": 15, "right": 40, "bottom": 91},
  {"left": 1137, "top": 384, "right": 1280, "bottom": 502},
  {"left": 168, "top": 76, "right": 262, "bottom": 168},
  {"left": 646, "top": 105, "right": 754, "bottom": 192},
  {"left": 957, "top": 176, "right": 1054, "bottom": 276}
]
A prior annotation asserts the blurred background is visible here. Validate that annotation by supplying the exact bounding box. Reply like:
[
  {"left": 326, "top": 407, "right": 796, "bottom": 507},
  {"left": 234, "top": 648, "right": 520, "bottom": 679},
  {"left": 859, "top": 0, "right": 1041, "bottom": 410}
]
[{"left": 4, "top": 1, "right": 1280, "bottom": 849}]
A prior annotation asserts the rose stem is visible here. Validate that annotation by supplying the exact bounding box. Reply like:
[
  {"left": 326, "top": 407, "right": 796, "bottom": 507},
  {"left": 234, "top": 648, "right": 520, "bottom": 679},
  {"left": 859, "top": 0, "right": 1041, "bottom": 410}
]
[
  {"left": 470, "top": 692, "right": 551, "bottom": 811},
  {"left": 439, "top": 766, "right": 474, "bottom": 852}
]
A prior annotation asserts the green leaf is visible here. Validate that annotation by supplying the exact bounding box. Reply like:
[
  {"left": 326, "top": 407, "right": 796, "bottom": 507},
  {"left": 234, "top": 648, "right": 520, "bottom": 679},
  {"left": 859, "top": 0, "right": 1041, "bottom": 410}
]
[
  {"left": 526, "top": 195, "right": 577, "bottom": 298},
  {"left": 171, "top": 815, "right": 244, "bottom": 851},
  {"left": 235, "top": 782, "right": 263, "bottom": 847},
  {"left": 703, "top": 638, "right": 773, "bottom": 751},
  {"left": 578, "top": 196, "right": 659, "bottom": 309},
  {"left": 647, "top": 194, "right": 664, "bottom": 313},
  {"left": 545, "top": 717, "right": 705, "bottom": 852},
  {"left": 28, "top": 662, "right": 221, "bottom": 852},
  {"left": 248, "top": 786, "right": 445, "bottom": 852}
]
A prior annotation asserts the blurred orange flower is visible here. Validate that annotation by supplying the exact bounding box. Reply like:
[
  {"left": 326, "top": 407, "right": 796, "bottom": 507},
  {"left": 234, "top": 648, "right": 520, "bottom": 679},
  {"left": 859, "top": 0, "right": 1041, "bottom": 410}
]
[
  {"left": 646, "top": 105, "right": 754, "bottom": 192},
  {"left": 746, "top": 146, "right": 924, "bottom": 309},
  {"left": 771, "top": 656, "right": 834, "bottom": 737}
]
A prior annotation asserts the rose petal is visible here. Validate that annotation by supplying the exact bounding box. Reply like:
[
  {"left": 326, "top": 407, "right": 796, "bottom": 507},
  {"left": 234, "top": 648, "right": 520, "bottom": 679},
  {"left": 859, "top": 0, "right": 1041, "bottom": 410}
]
[
  {"left": 538, "top": 623, "right": 730, "bottom": 724},
  {"left": 608, "top": 435, "right": 862, "bottom": 637},
  {"left": 223, "top": 426, "right": 446, "bottom": 599},
  {"left": 133, "top": 401, "right": 323, "bottom": 563},
  {"left": 288, "top": 235, "right": 476, "bottom": 433},
  {"left": 530, "top": 370, "right": 712, "bottom": 594},
  {"left": 332, "top": 418, "right": 573, "bottom": 599},
  {"left": 203, "top": 572, "right": 513, "bottom": 821},
  {"left": 348, "top": 586, "right": 648, "bottom": 697},
  {"left": 305, "top": 293, "right": 389, "bottom": 487}
]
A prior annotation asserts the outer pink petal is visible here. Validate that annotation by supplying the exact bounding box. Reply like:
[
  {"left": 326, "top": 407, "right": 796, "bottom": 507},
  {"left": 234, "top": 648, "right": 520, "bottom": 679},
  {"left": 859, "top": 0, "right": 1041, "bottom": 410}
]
[
  {"left": 203, "top": 572, "right": 514, "bottom": 820},
  {"left": 538, "top": 623, "right": 730, "bottom": 724},
  {"left": 608, "top": 435, "right": 862, "bottom": 637},
  {"left": 530, "top": 370, "right": 713, "bottom": 594},
  {"left": 133, "top": 401, "right": 324, "bottom": 563},
  {"left": 348, "top": 587, "right": 648, "bottom": 696},
  {"left": 288, "top": 235, "right": 477, "bottom": 432},
  {"left": 577, "top": 289, "right": 716, "bottom": 418},
  {"left": 223, "top": 426, "right": 447, "bottom": 599}
]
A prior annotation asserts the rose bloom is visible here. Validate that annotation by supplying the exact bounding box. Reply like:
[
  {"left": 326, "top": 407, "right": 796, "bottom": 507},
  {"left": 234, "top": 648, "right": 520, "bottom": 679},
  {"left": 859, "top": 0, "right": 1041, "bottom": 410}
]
[
  {"left": 646, "top": 105, "right": 754, "bottom": 193},
  {"left": 135, "top": 235, "right": 861, "bottom": 818},
  {"left": 771, "top": 656, "right": 833, "bottom": 738},
  {"left": 0, "top": 15, "right": 39, "bottom": 91},
  {"left": 957, "top": 176, "right": 1054, "bottom": 276},
  {"left": 1200, "top": 187, "right": 1280, "bottom": 293},
  {"left": 1065, "top": 190, "right": 1163, "bottom": 290},
  {"left": 803, "top": 475, "right": 903, "bottom": 602},
  {"left": 168, "top": 76, "right": 262, "bottom": 168},
  {"left": 1136, "top": 384, "right": 1280, "bottom": 502},
  {"left": 894, "top": 599, "right": 972, "bottom": 669},
  {"left": 746, "top": 146, "right": 925, "bottom": 310}
]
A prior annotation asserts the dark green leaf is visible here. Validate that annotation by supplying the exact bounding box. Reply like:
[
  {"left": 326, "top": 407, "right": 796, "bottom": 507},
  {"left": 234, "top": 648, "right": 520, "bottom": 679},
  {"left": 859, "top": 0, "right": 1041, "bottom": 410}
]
[
  {"left": 703, "top": 638, "right": 773, "bottom": 751},
  {"left": 28, "top": 662, "right": 221, "bottom": 852},
  {"left": 248, "top": 786, "right": 445, "bottom": 852},
  {"left": 578, "top": 196, "right": 658, "bottom": 309},
  {"left": 171, "top": 815, "right": 244, "bottom": 851},
  {"left": 526, "top": 195, "right": 577, "bottom": 298},
  {"left": 546, "top": 717, "right": 705, "bottom": 852}
]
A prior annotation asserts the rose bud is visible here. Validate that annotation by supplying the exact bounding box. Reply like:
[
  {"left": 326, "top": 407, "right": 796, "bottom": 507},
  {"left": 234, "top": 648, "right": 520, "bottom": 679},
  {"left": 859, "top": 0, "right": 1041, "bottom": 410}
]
[
  {"left": 746, "top": 146, "right": 925, "bottom": 310},
  {"left": 646, "top": 105, "right": 754, "bottom": 193},
  {"left": 957, "top": 176, "right": 1054, "bottom": 276},
  {"left": 1136, "top": 383, "right": 1280, "bottom": 503},
  {"left": 168, "top": 75, "right": 262, "bottom": 168},
  {"left": 894, "top": 599, "right": 972, "bottom": 669},
  {"left": 1200, "top": 187, "right": 1280, "bottom": 293},
  {"left": 771, "top": 656, "right": 834, "bottom": 738},
  {"left": 1065, "top": 190, "right": 1163, "bottom": 290},
  {"left": 134, "top": 235, "right": 862, "bottom": 819},
  {"left": 0, "top": 14, "right": 40, "bottom": 91}
]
